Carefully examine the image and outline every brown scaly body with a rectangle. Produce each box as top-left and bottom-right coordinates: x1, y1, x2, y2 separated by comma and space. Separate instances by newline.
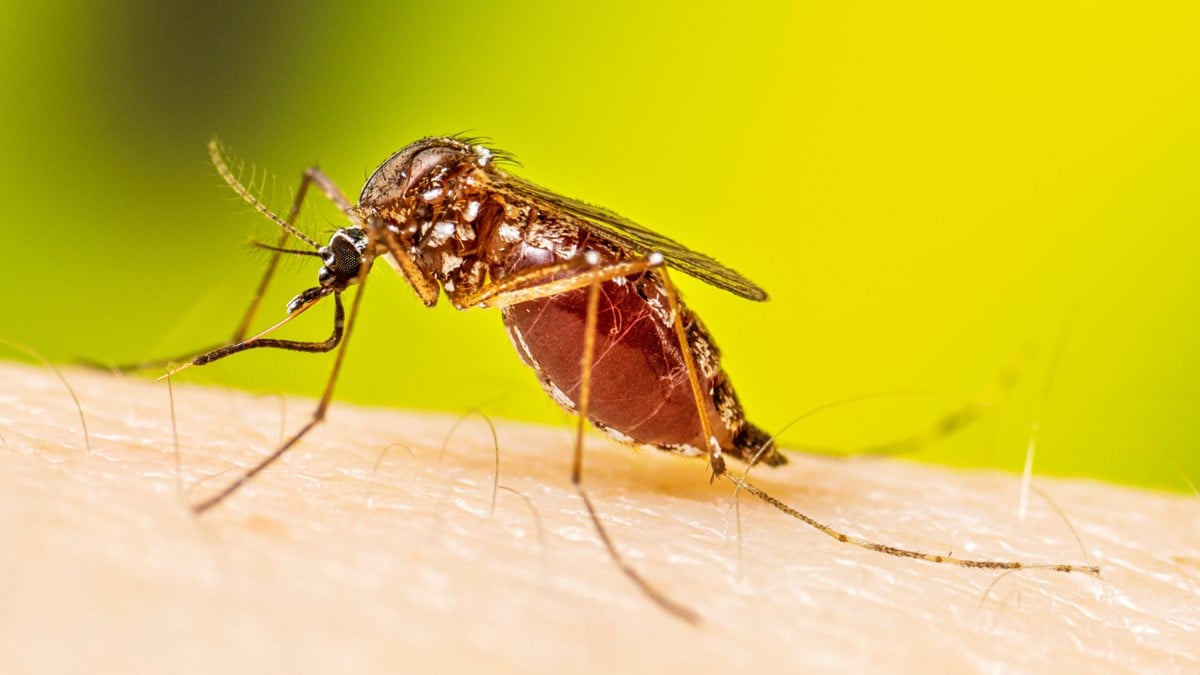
355, 137, 782, 465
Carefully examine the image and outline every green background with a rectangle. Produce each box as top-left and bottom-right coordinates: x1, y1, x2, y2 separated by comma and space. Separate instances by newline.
2, 2, 1197, 491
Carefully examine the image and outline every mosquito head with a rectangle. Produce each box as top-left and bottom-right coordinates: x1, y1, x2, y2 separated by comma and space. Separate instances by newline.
286, 227, 369, 313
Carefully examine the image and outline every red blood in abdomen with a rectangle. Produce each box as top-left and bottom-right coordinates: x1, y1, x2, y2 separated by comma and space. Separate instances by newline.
501, 273, 721, 451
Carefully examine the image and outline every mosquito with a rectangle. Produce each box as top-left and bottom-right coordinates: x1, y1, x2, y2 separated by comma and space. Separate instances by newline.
152, 136, 1099, 623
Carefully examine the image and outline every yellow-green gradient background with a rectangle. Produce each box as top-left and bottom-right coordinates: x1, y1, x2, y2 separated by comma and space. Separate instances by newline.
2, 2, 1197, 491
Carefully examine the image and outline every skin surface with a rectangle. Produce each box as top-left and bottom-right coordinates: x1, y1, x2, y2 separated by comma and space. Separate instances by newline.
0, 361, 1197, 673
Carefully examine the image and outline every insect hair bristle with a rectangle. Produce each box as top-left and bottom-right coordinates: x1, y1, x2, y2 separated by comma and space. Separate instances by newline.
446, 131, 520, 166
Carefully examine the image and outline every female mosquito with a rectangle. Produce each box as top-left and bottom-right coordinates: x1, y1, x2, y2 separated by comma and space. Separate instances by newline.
159, 137, 1098, 623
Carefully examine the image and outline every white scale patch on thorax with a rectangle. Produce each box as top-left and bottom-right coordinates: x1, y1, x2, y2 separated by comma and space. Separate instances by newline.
441, 254, 464, 276
555, 242, 578, 260
425, 220, 456, 248
497, 222, 522, 243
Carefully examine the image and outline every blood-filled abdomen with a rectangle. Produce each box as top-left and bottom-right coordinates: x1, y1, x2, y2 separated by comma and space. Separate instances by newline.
498, 241, 779, 463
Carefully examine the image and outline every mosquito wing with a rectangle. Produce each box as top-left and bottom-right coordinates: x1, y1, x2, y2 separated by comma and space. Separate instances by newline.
497, 172, 769, 302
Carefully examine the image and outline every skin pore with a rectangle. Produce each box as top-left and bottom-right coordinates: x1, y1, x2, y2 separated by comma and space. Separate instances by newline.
0, 360, 1196, 673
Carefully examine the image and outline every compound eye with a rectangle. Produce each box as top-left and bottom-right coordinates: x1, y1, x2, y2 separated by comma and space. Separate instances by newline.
330, 237, 361, 276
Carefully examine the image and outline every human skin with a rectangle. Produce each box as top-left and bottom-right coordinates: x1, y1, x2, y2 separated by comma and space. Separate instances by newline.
0, 361, 1196, 673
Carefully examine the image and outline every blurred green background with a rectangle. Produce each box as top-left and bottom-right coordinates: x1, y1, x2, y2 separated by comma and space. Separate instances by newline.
1, 2, 1197, 491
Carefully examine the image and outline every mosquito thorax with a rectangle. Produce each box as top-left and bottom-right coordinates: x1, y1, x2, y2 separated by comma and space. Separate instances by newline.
359, 137, 489, 210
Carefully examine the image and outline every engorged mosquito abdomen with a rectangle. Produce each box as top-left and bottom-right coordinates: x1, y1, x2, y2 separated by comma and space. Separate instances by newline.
499, 242, 782, 464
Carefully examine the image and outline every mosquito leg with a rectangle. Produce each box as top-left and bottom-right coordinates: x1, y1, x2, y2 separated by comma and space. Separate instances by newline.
652, 265, 1101, 577
222, 155, 355, 345
100, 148, 356, 373
722, 473, 1099, 575
452, 252, 664, 311
655, 264, 724, 477
570, 276, 700, 625
446, 251, 709, 621
184, 294, 344, 513
187, 292, 345, 368
192, 259, 372, 515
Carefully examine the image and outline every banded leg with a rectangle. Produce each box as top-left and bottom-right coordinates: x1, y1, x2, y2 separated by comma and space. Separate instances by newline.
651, 266, 1100, 577
452, 251, 701, 622
179, 141, 368, 514
573, 277, 701, 624
171, 291, 345, 375
104, 144, 356, 372
452, 252, 663, 309
192, 259, 373, 514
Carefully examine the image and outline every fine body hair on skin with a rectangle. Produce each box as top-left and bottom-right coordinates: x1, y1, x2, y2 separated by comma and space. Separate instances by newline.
1, 361, 1197, 673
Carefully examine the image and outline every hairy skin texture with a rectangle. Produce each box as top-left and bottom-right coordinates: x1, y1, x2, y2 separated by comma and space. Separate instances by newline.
0, 361, 1197, 673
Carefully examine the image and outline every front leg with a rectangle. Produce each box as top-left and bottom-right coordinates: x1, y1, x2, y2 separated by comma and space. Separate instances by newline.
440, 250, 701, 622
94, 143, 358, 373
447, 251, 666, 310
